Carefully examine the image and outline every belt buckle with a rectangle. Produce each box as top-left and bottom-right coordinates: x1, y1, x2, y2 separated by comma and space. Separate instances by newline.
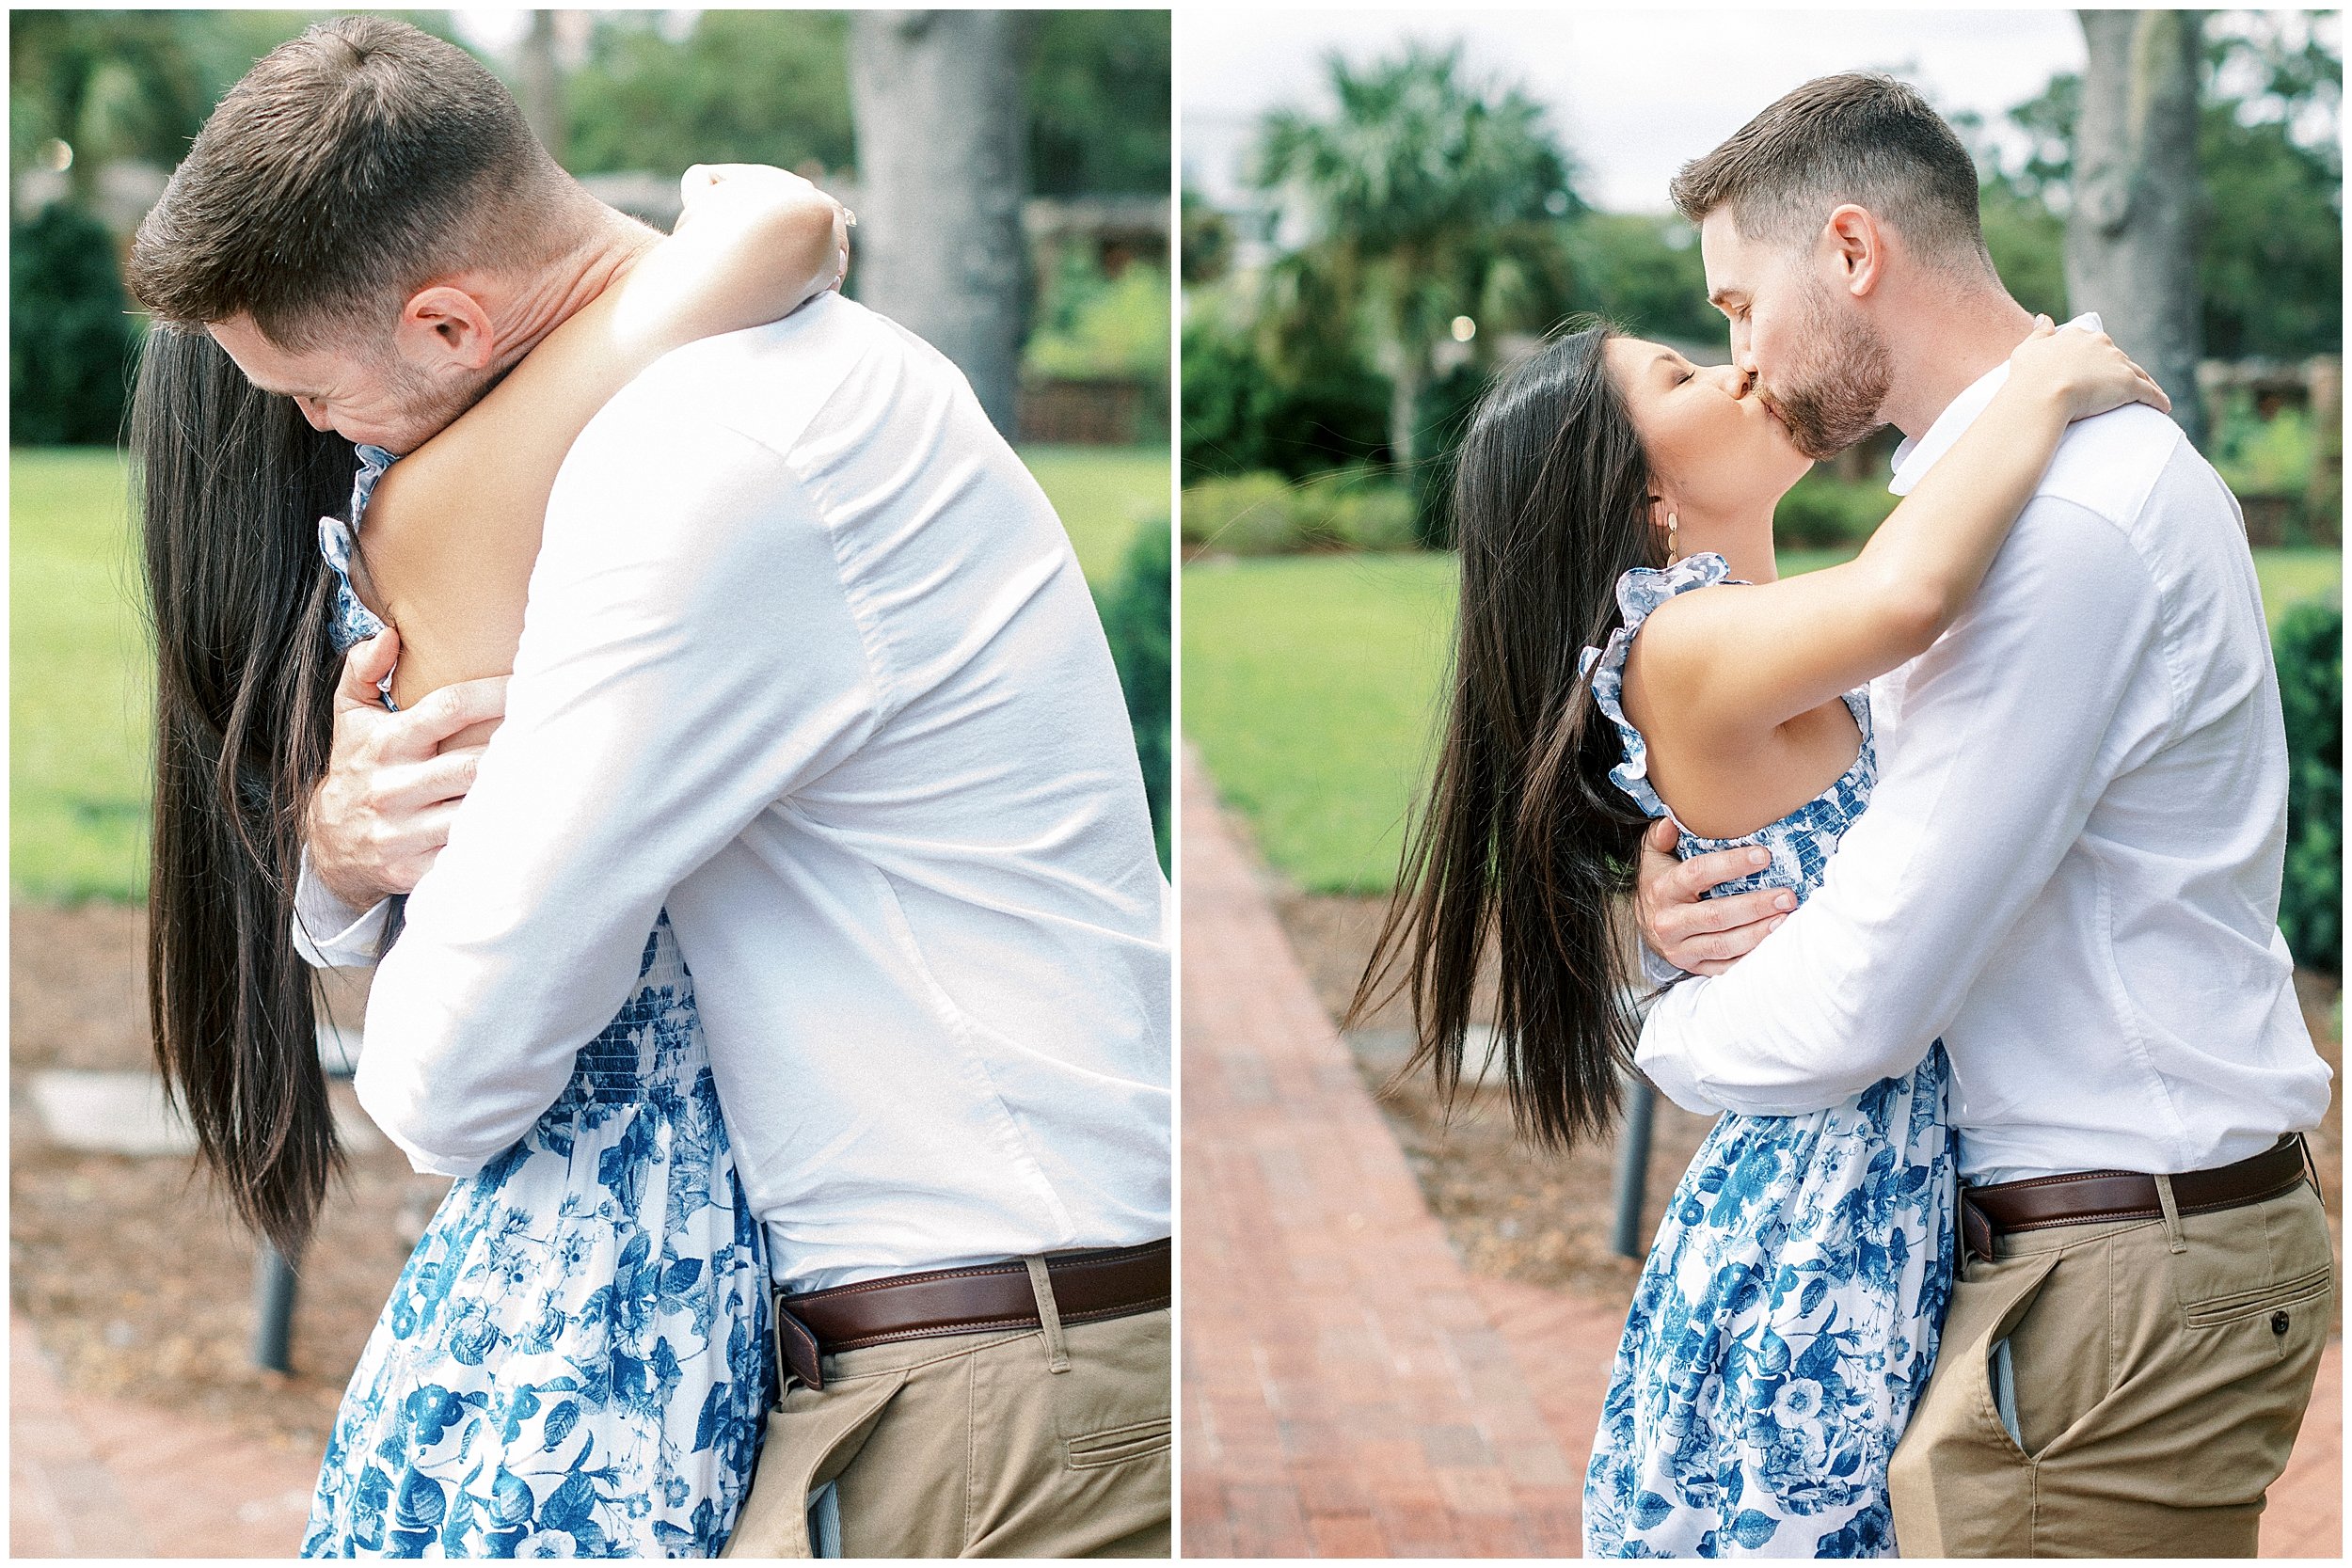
775, 1298, 825, 1391
1960, 1191, 1995, 1265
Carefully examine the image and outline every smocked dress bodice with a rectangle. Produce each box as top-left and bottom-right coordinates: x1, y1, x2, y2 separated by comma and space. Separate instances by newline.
1579, 551, 1875, 899
302, 448, 771, 1558
1578, 551, 1955, 1560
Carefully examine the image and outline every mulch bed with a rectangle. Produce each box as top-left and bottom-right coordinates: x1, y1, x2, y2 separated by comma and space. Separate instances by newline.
1275, 889, 2344, 1303
10, 901, 450, 1454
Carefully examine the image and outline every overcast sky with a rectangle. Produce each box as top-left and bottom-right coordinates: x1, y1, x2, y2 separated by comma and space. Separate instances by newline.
1181, 8, 2090, 213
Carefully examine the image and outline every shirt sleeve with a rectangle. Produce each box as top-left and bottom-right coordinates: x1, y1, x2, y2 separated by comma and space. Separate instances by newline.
292, 846, 391, 969
355, 413, 884, 1176
1634, 499, 2170, 1116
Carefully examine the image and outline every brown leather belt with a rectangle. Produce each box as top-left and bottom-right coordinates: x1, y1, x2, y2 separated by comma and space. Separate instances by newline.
774, 1239, 1169, 1389
1961, 1133, 2316, 1264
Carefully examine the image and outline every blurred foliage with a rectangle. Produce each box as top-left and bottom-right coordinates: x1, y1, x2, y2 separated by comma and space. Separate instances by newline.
1181, 186, 1232, 286
1027, 10, 1169, 197
11, 202, 141, 444
2212, 391, 2315, 497
564, 11, 853, 176
9, 10, 461, 187
563, 8, 1168, 192
1095, 516, 1172, 869
1025, 252, 1170, 383
1180, 467, 1416, 557
1771, 471, 1902, 551
1562, 213, 1716, 344
1981, 14, 2342, 361
11, 9, 1167, 192
1181, 296, 1391, 483
2274, 597, 2341, 974
1250, 42, 1581, 496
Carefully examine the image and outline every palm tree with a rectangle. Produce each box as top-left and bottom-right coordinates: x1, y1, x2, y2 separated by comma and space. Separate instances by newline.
1250, 43, 1581, 476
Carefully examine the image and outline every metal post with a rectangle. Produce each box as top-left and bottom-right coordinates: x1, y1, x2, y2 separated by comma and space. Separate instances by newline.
252, 1240, 298, 1372
1609, 1077, 1657, 1259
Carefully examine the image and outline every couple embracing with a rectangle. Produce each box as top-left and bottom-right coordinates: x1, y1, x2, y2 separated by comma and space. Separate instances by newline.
1364, 73, 2331, 1557
132, 17, 1168, 1560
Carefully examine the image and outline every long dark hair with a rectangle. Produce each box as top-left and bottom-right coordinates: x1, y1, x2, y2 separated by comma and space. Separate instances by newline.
1348, 322, 1663, 1150
134, 325, 355, 1254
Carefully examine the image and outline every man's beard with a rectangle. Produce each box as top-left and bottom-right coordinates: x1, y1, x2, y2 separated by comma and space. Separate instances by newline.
1763, 281, 1893, 461
379, 354, 498, 455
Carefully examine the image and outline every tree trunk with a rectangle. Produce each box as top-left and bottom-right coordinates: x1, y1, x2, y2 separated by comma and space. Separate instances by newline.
2068, 9, 2207, 449
1387, 353, 1425, 475
848, 10, 1031, 436
519, 10, 567, 167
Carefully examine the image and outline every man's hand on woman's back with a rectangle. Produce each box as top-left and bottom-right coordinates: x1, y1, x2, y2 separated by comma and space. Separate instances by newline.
1634, 817, 1796, 977
308, 628, 508, 910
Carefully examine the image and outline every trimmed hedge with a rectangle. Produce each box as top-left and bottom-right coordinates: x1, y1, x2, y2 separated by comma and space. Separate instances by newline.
2274, 597, 2341, 974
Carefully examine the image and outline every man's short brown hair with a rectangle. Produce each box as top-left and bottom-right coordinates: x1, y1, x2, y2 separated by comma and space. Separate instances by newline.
1670, 72, 1992, 278
127, 15, 569, 347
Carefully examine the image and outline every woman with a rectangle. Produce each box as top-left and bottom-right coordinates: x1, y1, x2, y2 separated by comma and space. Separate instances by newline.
138, 166, 848, 1557
1352, 318, 2166, 1556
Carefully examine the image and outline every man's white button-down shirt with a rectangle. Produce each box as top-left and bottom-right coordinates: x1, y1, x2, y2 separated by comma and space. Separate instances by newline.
1636, 335, 2331, 1183
299, 294, 1171, 1291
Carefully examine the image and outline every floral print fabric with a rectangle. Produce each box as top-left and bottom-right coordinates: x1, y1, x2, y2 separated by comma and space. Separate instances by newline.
321, 444, 397, 657
303, 917, 772, 1558
303, 452, 771, 1557
1580, 555, 1957, 1557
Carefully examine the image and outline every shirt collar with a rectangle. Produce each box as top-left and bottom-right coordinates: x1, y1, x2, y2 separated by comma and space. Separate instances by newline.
1887, 311, 2102, 497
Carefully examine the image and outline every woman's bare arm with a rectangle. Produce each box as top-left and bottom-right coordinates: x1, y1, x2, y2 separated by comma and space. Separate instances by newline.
1629, 321, 2167, 749
360, 166, 848, 711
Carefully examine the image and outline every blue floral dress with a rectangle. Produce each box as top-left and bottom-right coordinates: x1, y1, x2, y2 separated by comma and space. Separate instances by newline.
1579, 553, 1956, 1559
301, 445, 773, 1558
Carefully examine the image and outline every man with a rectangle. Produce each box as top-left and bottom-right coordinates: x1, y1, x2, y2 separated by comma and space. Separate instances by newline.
1629, 73, 2330, 1556
128, 18, 1169, 1557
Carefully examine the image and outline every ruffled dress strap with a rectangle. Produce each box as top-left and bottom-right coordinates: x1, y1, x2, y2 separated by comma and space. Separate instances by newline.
319, 442, 397, 655
1576, 551, 1737, 818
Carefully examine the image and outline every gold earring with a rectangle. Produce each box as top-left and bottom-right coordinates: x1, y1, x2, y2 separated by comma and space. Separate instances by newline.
1666, 512, 1679, 564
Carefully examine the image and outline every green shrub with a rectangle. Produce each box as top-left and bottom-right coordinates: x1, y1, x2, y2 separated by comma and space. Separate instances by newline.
1773, 470, 1898, 550
2274, 597, 2340, 974
1025, 256, 1171, 386
1181, 471, 1300, 555
1327, 484, 1418, 550
11, 202, 142, 446
1095, 516, 1171, 870
1182, 468, 1419, 556
1179, 309, 1389, 484
2212, 392, 2315, 499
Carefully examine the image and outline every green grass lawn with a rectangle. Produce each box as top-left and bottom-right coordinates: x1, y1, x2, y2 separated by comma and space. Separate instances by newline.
12, 448, 152, 901
1023, 443, 1171, 581
10, 441, 1170, 903
1186, 546, 2344, 894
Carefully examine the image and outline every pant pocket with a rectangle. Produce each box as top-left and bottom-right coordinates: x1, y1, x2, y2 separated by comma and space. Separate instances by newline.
1048, 1310, 1172, 1472
719, 1369, 908, 1560
1886, 1249, 2062, 1557
1066, 1417, 1172, 1471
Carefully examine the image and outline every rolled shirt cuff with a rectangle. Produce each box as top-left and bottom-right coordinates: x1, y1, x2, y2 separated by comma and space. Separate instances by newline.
293, 847, 391, 969
1636, 939, 1688, 995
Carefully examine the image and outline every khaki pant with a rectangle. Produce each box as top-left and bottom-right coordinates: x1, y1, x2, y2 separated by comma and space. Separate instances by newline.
1887, 1177, 2331, 1556
722, 1302, 1170, 1559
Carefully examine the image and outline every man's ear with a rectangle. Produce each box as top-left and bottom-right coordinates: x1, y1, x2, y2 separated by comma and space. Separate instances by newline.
1820, 203, 1887, 300
391, 284, 499, 373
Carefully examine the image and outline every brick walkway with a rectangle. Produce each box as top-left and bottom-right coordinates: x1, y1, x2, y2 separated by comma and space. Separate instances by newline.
1180, 752, 1585, 1555
1178, 749, 2340, 1558
10, 1310, 321, 1557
